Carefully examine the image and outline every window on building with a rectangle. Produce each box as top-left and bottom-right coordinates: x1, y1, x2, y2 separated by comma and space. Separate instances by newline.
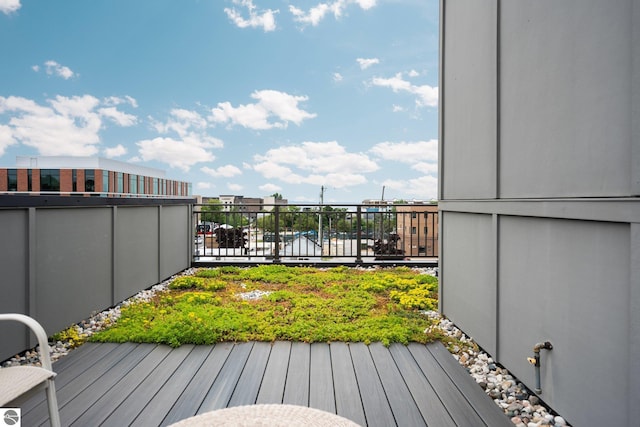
117, 173, 124, 193
103, 170, 109, 193
139, 176, 144, 194
412, 212, 417, 219
40, 169, 60, 191
411, 227, 417, 234
7, 169, 17, 191
27, 169, 32, 191
424, 227, 428, 234
85, 170, 95, 192
130, 174, 137, 194
153, 178, 158, 194
72, 169, 77, 192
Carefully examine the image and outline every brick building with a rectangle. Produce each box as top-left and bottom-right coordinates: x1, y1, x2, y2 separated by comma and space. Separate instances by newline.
0, 156, 191, 197
395, 203, 438, 257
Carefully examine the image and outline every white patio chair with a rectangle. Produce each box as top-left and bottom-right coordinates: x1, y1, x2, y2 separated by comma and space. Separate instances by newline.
0, 313, 61, 427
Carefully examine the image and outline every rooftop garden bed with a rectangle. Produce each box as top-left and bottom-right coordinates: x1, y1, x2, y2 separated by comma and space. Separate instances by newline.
89, 265, 449, 347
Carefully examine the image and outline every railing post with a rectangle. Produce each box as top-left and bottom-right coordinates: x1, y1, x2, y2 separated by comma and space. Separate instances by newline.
273, 205, 281, 263
356, 206, 363, 264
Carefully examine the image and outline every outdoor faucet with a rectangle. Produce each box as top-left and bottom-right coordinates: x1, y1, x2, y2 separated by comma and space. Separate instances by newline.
527, 341, 553, 394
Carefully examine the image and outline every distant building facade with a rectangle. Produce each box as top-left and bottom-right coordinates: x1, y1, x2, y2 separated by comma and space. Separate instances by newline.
0, 156, 191, 197
395, 204, 438, 257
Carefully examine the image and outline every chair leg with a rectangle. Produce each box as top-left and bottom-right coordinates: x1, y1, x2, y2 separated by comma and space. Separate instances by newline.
45, 379, 61, 427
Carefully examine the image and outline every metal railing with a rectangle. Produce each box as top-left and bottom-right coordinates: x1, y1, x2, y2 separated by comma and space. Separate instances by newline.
192, 203, 438, 266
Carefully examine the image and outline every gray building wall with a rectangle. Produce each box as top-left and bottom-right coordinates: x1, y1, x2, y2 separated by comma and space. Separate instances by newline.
0, 197, 193, 361
439, 1, 639, 426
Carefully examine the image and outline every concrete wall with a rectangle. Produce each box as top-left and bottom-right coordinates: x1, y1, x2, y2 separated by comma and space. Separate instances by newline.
439, 1, 639, 426
0, 197, 193, 361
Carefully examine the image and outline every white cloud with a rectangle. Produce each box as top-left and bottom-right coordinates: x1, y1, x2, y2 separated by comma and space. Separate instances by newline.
411, 161, 438, 175
224, 0, 278, 32
137, 137, 216, 172
153, 108, 208, 137
381, 175, 438, 200
41, 60, 76, 80
197, 182, 213, 190
98, 107, 137, 126
370, 72, 438, 107
259, 183, 282, 193
0, 124, 16, 156
227, 183, 243, 191
370, 140, 438, 164
104, 144, 127, 158
140, 108, 223, 171
333, 72, 343, 82
252, 140, 378, 189
408, 69, 420, 77
0, 0, 20, 14
356, 57, 379, 70
392, 105, 405, 113
290, 0, 376, 26
0, 95, 135, 156
104, 96, 138, 108
201, 164, 242, 178
209, 90, 316, 130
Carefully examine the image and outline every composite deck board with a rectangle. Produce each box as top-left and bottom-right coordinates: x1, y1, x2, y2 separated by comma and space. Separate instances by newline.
407, 343, 484, 427
389, 343, 458, 427
130, 345, 211, 427
330, 342, 368, 427
308, 342, 335, 414
15, 341, 511, 427
101, 344, 196, 427
13, 342, 118, 413
255, 341, 291, 404
71, 345, 172, 426
60, 343, 156, 426
160, 342, 234, 426
368, 343, 427, 427
282, 341, 310, 406
349, 343, 397, 427
196, 341, 253, 413
227, 341, 272, 407
425, 343, 513, 427
26, 342, 140, 426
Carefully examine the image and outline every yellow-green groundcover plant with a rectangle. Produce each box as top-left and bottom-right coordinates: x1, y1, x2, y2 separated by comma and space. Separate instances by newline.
90, 265, 446, 347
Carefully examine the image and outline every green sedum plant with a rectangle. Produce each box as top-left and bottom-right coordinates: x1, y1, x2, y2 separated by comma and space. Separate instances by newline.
91, 266, 442, 347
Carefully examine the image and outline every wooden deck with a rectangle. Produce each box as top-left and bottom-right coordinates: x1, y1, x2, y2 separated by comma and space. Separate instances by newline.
13, 341, 512, 427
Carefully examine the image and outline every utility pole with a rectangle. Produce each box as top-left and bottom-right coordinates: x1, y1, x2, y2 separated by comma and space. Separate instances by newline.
319, 186, 325, 255
380, 185, 385, 240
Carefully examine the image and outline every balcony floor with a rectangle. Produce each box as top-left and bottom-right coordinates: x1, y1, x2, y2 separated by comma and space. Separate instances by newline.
14, 341, 511, 427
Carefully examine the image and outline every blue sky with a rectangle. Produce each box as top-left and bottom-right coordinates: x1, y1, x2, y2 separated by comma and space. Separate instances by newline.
0, 0, 438, 203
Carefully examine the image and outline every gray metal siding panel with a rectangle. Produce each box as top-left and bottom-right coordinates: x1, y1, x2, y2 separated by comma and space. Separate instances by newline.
0, 210, 29, 361
160, 205, 190, 280
500, 0, 633, 198
498, 217, 630, 426
35, 208, 112, 334
441, 212, 497, 355
440, 1, 639, 424
115, 206, 159, 302
441, 0, 498, 199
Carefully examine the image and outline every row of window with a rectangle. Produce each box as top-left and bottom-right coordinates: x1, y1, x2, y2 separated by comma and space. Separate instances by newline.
5, 169, 95, 192
3, 168, 191, 197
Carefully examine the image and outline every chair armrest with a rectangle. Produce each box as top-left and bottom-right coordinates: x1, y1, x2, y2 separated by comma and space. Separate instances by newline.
0, 314, 54, 371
